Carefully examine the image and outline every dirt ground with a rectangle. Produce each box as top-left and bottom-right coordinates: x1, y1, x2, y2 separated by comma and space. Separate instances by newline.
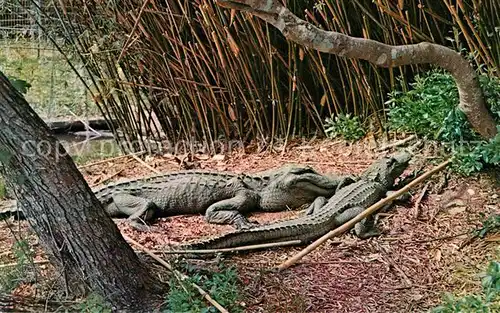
1, 138, 499, 312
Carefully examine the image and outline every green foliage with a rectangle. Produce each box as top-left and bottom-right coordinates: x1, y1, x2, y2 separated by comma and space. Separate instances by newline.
387, 70, 500, 176
0, 177, 5, 199
7, 76, 31, 95
387, 70, 486, 142
451, 128, 500, 176
74, 293, 112, 313
431, 261, 500, 313
473, 214, 500, 239
324, 113, 366, 142
479, 75, 500, 120
0, 240, 34, 292
452, 146, 485, 176
164, 265, 243, 313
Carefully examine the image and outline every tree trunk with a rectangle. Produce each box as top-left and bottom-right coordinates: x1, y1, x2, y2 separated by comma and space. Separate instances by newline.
216, 0, 498, 139
0, 72, 165, 312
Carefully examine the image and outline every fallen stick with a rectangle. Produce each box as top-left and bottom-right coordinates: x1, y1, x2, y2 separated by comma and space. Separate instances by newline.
89, 168, 126, 188
412, 182, 430, 219
122, 234, 229, 313
376, 135, 417, 152
77, 151, 146, 169
160, 239, 303, 254
0, 259, 49, 269
130, 153, 161, 174
277, 159, 452, 271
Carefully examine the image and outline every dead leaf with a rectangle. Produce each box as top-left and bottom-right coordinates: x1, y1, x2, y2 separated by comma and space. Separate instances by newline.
447, 206, 467, 215
299, 47, 305, 61
228, 105, 237, 121
195, 154, 211, 161
445, 199, 466, 208
320, 94, 328, 106
212, 154, 226, 161
434, 249, 442, 262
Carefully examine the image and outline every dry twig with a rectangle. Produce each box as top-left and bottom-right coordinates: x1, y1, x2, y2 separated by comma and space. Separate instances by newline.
77, 150, 146, 169
161, 240, 302, 254
0, 259, 49, 269
122, 234, 229, 313
130, 154, 161, 174
277, 159, 452, 270
412, 182, 430, 219
89, 168, 126, 187
376, 135, 417, 152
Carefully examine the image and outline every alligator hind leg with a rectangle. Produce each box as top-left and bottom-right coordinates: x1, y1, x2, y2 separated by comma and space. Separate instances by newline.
204, 190, 260, 229
106, 193, 158, 232
334, 206, 381, 239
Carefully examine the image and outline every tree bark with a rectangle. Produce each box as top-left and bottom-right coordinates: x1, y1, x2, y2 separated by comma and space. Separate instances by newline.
216, 0, 498, 139
0, 71, 165, 312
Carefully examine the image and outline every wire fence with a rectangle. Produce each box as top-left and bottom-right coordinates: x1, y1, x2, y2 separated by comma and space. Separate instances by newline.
0, 0, 94, 120
0, 0, 43, 38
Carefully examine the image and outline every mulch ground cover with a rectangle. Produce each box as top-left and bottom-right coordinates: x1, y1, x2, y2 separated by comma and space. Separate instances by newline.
0, 138, 498, 312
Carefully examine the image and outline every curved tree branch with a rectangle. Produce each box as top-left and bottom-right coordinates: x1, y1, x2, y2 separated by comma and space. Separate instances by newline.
216, 0, 498, 139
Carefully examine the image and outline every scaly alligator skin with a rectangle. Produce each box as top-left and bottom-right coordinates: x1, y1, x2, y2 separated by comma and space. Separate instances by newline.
0, 165, 354, 230
180, 151, 411, 250
95, 165, 352, 230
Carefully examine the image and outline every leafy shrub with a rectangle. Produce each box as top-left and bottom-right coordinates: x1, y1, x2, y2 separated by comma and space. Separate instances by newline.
75, 293, 112, 313
386, 70, 494, 142
480, 74, 500, 120
387, 69, 500, 176
451, 127, 500, 176
7, 76, 31, 95
324, 113, 366, 141
474, 214, 500, 239
432, 261, 500, 313
164, 266, 243, 313
0, 240, 34, 292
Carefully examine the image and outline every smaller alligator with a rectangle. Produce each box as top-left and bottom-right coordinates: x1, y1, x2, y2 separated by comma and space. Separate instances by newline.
179, 151, 411, 250
0, 165, 354, 230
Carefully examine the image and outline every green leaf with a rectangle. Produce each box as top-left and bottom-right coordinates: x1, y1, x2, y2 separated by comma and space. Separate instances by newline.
7, 76, 31, 95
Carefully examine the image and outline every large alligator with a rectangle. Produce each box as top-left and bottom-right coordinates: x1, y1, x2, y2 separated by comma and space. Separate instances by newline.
180, 151, 411, 250
0, 165, 355, 230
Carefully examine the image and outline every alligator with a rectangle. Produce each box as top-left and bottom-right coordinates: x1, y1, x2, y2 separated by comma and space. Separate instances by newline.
0, 165, 355, 230
179, 151, 411, 251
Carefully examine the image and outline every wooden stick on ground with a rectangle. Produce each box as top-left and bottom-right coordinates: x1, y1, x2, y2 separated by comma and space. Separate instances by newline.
376, 135, 417, 152
123, 234, 229, 313
277, 159, 452, 271
77, 151, 146, 169
0, 259, 49, 269
160, 239, 303, 254
412, 182, 430, 219
129, 153, 161, 174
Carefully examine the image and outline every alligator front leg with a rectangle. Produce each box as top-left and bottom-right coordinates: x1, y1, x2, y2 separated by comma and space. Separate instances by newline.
204, 190, 260, 229
304, 196, 328, 215
334, 175, 358, 192
105, 193, 158, 232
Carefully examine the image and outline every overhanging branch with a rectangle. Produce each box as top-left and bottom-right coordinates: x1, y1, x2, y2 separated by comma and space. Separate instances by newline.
216, 0, 498, 139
